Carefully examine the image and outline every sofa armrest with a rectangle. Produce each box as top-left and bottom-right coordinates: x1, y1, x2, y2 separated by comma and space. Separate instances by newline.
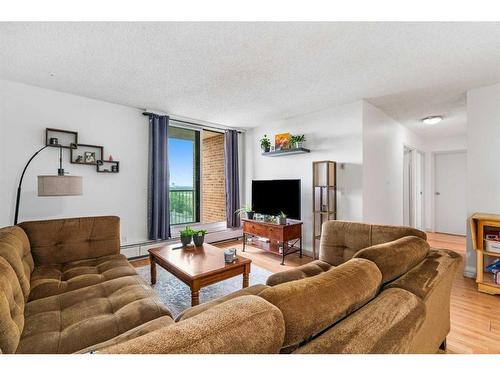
19, 216, 120, 265
266, 260, 333, 286
101, 296, 285, 354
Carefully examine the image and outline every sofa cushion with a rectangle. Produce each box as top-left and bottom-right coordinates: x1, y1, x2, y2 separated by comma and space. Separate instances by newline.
77, 315, 174, 353
0, 226, 34, 300
29, 254, 137, 301
101, 296, 286, 354
353, 236, 430, 284
266, 260, 333, 286
0, 257, 25, 354
176, 284, 270, 322
258, 258, 382, 348
16, 275, 172, 354
19, 216, 120, 266
319, 221, 426, 266
293, 288, 426, 354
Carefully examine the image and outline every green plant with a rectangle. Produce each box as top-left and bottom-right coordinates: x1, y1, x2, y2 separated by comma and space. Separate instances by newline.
290, 134, 305, 144
235, 204, 253, 216
278, 211, 287, 218
195, 229, 208, 236
260, 135, 271, 150
180, 226, 195, 237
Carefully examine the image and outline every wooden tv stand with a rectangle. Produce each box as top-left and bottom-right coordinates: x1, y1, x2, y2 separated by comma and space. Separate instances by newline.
242, 218, 302, 265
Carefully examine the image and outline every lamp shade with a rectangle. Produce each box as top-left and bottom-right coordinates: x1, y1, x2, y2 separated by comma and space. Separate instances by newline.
37, 176, 83, 196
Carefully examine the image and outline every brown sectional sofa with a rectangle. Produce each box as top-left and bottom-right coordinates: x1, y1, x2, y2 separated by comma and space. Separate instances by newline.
0, 216, 284, 354
0, 216, 461, 354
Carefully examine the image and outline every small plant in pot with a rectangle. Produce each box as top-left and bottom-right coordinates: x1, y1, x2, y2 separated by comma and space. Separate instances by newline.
179, 226, 195, 247
260, 134, 271, 153
235, 204, 255, 219
277, 211, 287, 225
193, 229, 207, 246
290, 134, 305, 149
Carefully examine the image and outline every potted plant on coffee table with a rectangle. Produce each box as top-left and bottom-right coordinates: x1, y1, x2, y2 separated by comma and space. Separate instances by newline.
235, 204, 255, 220
193, 229, 208, 246
277, 211, 287, 225
260, 135, 271, 153
180, 226, 195, 247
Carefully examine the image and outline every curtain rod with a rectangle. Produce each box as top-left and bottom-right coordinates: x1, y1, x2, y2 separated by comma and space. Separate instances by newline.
142, 112, 243, 134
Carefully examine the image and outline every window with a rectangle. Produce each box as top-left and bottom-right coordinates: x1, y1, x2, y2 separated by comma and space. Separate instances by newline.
168, 125, 200, 225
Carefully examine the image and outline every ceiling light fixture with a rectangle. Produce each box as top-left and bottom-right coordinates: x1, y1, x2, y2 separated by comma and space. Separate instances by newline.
421, 116, 443, 125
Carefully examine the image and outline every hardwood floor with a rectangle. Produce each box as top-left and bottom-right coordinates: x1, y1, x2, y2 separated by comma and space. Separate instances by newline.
131, 232, 500, 354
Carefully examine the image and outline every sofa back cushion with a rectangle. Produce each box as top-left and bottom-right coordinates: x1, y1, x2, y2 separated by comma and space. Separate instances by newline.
353, 236, 430, 284
0, 257, 25, 353
0, 226, 34, 300
19, 216, 120, 266
319, 221, 427, 266
258, 258, 382, 348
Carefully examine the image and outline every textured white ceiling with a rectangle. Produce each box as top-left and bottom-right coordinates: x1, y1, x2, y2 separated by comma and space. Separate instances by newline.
1, 22, 500, 136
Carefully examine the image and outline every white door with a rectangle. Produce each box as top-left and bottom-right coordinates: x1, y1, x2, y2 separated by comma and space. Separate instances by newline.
434, 151, 467, 235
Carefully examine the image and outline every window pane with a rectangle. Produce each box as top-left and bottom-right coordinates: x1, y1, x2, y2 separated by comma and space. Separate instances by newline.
168, 126, 199, 225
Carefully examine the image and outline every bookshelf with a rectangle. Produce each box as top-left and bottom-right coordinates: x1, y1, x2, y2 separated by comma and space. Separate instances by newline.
470, 213, 500, 295
312, 161, 337, 259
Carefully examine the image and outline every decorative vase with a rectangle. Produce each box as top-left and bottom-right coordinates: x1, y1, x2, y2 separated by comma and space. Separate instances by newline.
293, 142, 302, 149
277, 217, 287, 225
180, 235, 192, 247
262, 146, 270, 153
193, 234, 204, 246
247, 211, 255, 220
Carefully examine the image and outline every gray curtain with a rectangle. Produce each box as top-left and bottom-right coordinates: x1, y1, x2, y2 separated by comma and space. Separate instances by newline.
147, 114, 171, 240
224, 129, 241, 228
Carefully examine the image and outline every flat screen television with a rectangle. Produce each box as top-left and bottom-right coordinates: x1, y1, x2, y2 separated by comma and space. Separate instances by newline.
252, 179, 301, 220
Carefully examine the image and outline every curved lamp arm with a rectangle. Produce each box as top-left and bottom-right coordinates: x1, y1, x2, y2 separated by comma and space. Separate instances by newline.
14, 144, 64, 225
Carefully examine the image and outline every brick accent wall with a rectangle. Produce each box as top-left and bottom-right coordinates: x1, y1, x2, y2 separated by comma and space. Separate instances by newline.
202, 134, 226, 223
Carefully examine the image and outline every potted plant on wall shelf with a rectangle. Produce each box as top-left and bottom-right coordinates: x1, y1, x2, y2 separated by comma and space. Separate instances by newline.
277, 211, 287, 225
235, 204, 255, 220
180, 226, 195, 247
290, 134, 306, 149
260, 135, 271, 153
193, 229, 208, 246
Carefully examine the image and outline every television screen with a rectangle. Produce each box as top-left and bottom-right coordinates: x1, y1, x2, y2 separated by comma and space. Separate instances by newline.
252, 179, 301, 220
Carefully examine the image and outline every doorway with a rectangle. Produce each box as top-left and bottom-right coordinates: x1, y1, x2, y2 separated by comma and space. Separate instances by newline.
434, 151, 467, 235
403, 146, 425, 230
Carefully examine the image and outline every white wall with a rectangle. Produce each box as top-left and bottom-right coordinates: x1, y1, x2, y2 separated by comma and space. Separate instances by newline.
465, 83, 500, 276
245, 101, 364, 252
0, 80, 148, 244
362, 102, 425, 226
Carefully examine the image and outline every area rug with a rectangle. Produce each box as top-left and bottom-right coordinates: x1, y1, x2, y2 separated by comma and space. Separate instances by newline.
136, 264, 272, 318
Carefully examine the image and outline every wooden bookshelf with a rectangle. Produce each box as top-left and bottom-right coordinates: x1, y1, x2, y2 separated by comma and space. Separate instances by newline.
470, 213, 500, 295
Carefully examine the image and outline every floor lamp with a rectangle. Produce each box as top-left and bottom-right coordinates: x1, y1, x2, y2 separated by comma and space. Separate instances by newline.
14, 144, 83, 225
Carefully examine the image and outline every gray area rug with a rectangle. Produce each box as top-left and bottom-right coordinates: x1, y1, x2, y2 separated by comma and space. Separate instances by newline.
136, 264, 272, 318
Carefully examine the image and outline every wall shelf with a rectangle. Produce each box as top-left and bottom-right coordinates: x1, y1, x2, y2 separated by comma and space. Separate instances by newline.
45, 128, 78, 149
262, 147, 310, 157
97, 160, 119, 173
70, 143, 104, 165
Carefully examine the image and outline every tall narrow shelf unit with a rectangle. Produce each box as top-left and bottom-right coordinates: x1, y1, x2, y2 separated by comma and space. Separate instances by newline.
312, 161, 337, 259
470, 213, 500, 295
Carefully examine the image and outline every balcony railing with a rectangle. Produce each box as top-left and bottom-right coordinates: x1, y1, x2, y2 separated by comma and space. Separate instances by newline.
170, 189, 195, 225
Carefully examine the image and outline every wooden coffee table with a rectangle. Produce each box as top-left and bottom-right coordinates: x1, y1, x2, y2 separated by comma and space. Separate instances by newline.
148, 243, 251, 306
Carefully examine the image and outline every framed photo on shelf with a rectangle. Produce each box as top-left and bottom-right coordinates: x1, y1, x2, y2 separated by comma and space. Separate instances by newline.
84, 151, 96, 164
275, 133, 290, 150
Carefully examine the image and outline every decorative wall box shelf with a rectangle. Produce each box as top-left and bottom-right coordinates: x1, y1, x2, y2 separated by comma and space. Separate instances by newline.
262, 147, 310, 157
97, 160, 120, 173
45, 128, 78, 149
70, 144, 104, 165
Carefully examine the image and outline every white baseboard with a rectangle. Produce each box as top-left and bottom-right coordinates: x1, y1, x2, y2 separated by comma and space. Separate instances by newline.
463, 266, 476, 279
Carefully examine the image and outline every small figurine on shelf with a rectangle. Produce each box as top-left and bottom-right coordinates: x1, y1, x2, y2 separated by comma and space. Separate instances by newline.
108, 155, 114, 161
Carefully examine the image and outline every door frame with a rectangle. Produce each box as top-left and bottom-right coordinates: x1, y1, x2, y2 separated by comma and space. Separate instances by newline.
403, 144, 425, 230
431, 149, 467, 233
